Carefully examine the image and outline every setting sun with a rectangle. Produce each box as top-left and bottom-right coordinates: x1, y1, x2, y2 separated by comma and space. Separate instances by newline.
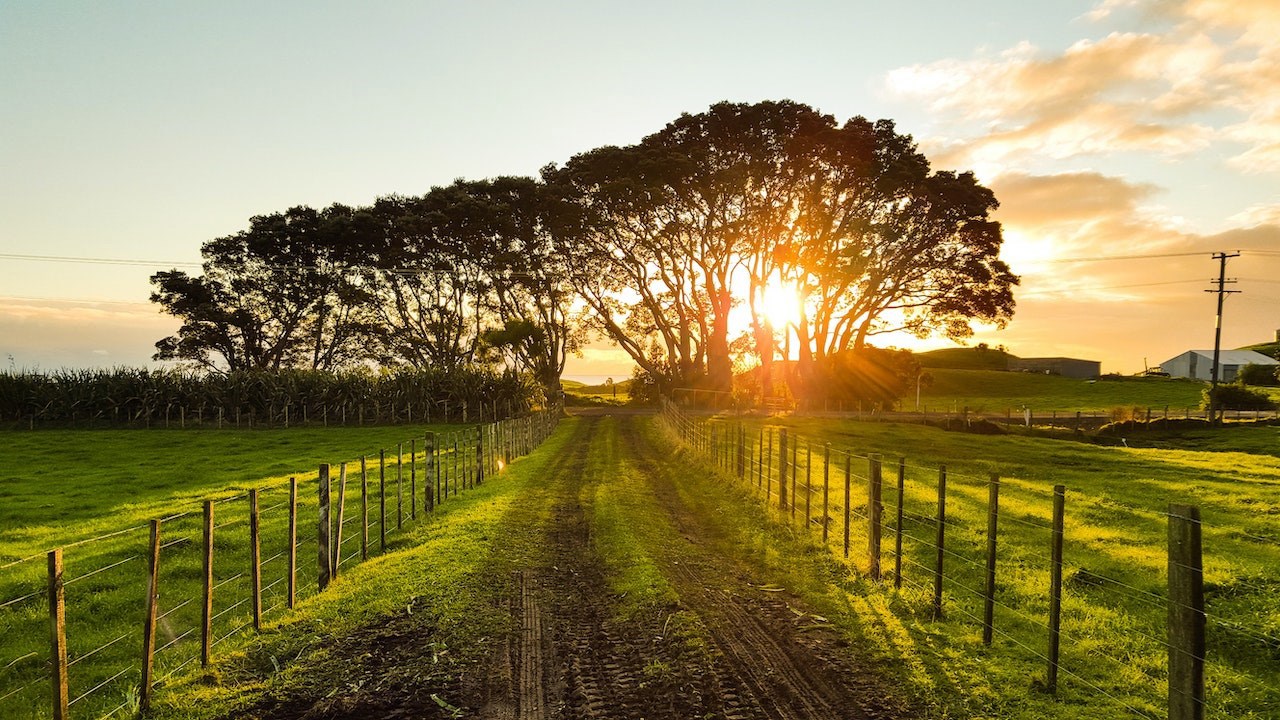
760, 279, 802, 328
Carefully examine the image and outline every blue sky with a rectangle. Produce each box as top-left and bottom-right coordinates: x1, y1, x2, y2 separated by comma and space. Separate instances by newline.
2, 1, 1278, 374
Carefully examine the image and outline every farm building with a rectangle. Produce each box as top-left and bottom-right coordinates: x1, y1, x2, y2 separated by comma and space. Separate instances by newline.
1159, 349, 1280, 382
1007, 357, 1101, 379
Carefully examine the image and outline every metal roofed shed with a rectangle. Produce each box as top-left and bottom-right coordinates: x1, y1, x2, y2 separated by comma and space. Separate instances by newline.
1159, 349, 1280, 382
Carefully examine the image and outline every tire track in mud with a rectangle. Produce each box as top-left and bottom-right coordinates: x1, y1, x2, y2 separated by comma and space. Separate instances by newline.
509, 416, 650, 719
616, 417, 900, 720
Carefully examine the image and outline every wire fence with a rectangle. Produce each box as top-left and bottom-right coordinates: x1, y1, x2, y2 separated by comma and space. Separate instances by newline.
0, 407, 560, 719
660, 399, 1280, 719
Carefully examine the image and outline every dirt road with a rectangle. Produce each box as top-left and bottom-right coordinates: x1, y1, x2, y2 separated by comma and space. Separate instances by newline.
490, 416, 903, 719
234, 416, 906, 720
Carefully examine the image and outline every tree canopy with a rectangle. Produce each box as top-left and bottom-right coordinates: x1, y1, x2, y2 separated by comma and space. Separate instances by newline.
152, 100, 1017, 405
544, 101, 1017, 398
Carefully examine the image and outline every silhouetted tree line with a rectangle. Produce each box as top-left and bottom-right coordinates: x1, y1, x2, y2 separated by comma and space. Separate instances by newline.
150, 101, 1018, 406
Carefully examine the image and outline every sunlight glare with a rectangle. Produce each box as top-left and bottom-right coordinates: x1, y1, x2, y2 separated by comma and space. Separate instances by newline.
761, 279, 801, 328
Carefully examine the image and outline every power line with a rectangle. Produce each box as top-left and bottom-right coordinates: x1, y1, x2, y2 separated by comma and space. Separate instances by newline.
0, 252, 545, 278
1044, 251, 1209, 263
0, 295, 155, 308
0, 252, 202, 268
1043, 248, 1280, 263
1018, 278, 1204, 296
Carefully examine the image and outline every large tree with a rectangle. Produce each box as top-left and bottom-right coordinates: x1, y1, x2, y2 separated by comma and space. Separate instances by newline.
547, 100, 1017, 400
151, 205, 375, 372
546, 145, 711, 394
777, 116, 1017, 394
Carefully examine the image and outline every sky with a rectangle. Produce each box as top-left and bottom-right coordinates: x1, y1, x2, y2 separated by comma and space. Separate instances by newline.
2, 0, 1278, 377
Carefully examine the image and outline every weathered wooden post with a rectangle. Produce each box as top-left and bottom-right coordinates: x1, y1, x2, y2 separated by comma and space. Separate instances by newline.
790, 439, 799, 521
410, 439, 417, 520
396, 443, 404, 530
426, 433, 436, 511
360, 457, 369, 561
895, 458, 905, 590
738, 424, 746, 479
868, 454, 883, 581
250, 489, 262, 630
1168, 503, 1205, 720
933, 466, 947, 620
332, 467, 346, 579
48, 549, 69, 720
318, 464, 332, 591
140, 519, 162, 713
804, 445, 812, 528
843, 452, 852, 558
822, 444, 831, 543
982, 474, 1001, 646
287, 478, 297, 608
778, 429, 789, 512
379, 450, 387, 552
475, 426, 484, 485
1047, 484, 1065, 694
201, 499, 214, 666
757, 428, 764, 489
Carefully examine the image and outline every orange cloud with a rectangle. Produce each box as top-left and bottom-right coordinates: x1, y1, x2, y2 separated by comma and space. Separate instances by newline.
886, 2, 1279, 174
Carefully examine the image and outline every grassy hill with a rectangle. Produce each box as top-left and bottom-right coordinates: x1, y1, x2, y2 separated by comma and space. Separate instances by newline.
919, 368, 1208, 413
1240, 340, 1280, 360
917, 346, 1015, 370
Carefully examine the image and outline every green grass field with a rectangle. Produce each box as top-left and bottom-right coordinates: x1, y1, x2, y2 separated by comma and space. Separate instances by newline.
698, 411, 1280, 718
919, 368, 1221, 413
5, 406, 1278, 718
0, 423, 496, 719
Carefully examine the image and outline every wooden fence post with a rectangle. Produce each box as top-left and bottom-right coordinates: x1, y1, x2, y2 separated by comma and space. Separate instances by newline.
250, 489, 262, 630
47, 549, 69, 720
757, 428, 764, 489
789, 437, 799, 520
426, 433, 436, 511
360, 457, 369, 561
868, 454, 883, 581
1168, 503, 1205, 720
396, 443, 403, 529
804, 445, 812, 528
332, 466, 347, 579
379, 450, 387, 552
982, 474, 1001, 646
822, 444, 831, 543
791, 439, 799, 518
410, 439, 417, 520
1047, 484, 1065, 693
476, 426, 484, 485
765, 429, 774, 501
201, 500, 214, 666
318, 464, 332, 591
140, 519, 162, 713
287, 478, 297, 609
843, 452, 852, 559
933, 466, 947, 620
895, 458, 905, 590
778, 429, 788, 512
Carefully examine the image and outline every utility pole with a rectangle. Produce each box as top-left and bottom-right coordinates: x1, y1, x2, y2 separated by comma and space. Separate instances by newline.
1205, 252, 1240, 424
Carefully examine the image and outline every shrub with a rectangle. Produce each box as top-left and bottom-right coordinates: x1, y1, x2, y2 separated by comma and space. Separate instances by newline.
1202, 384, 1277, 411
1238, 363, 1280, 387
1108, 406, 1146, 422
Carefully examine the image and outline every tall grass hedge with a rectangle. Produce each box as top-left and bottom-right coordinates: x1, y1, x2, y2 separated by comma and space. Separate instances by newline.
0, 367, 540, 427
